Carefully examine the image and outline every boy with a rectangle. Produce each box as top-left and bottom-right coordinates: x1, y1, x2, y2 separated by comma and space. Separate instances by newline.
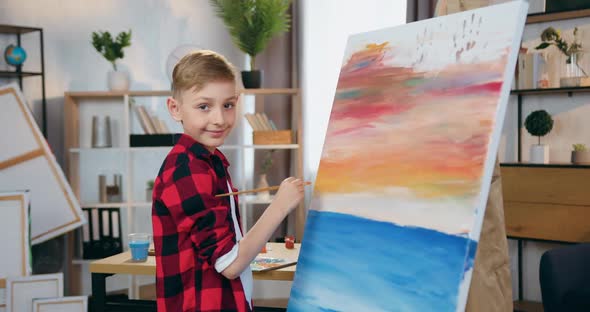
152, 50, 304, 312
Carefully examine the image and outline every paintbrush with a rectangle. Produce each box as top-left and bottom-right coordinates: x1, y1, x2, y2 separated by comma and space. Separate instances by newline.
216, 181, 312, 197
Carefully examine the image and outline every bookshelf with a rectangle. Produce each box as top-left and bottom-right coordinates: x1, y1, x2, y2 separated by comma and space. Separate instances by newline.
505, 9, 590, 310
64, 88, 304, 298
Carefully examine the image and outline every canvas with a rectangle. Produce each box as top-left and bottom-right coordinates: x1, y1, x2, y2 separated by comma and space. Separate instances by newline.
32, 296, 87, 312
0, 83, 84, 244
6, 273, 63, 312
0, 191, 32, 285
288, 2, 528, 311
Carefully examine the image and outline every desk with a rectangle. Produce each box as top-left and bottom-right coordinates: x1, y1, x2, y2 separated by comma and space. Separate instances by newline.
89, 243, 299, 312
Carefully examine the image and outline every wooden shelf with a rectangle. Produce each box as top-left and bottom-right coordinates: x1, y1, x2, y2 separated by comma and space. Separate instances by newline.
80, 202, 128, 208
70, 145, 299, 153
65, 90, 171, 98
242, 88, 299, 95
241, 195, 275, 205
500, 162, 590, 169
69, 147, 127, 153
526, 8, 590, 24
513, 300, 543, 312
65, 88, 299, 98
0, 24, 41, 34
0, 70, 43, 78
511, 86, 590, 95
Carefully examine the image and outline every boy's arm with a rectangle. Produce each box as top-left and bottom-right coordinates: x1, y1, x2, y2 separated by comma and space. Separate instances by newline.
159, 160, 236, 266
220, 177, 303, 280
160, 160, 303, 280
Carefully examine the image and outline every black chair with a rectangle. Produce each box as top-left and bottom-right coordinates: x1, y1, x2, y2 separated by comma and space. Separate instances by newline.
539, 243, 590, 312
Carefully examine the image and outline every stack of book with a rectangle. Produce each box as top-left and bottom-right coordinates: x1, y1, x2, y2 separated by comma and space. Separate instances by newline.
134, 106, 170, 134
244, 113, 277, 131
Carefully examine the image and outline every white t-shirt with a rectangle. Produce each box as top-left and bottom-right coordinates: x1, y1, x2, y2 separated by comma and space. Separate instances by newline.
213, 181, 253, 309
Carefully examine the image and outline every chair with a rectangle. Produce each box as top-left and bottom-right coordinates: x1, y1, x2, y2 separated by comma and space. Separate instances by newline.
539, 243, 590, 312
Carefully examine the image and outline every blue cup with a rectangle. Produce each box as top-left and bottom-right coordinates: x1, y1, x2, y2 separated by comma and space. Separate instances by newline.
129, 233, 151, 262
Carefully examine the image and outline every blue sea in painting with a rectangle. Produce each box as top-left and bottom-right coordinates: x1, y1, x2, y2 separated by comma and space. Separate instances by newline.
288, 210, 477, 312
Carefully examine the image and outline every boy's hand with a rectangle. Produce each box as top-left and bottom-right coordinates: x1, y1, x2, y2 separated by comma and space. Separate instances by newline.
273, 177, 304, 215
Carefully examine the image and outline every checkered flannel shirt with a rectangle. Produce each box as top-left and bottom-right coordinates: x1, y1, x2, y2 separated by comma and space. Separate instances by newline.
152, 133, 251, 312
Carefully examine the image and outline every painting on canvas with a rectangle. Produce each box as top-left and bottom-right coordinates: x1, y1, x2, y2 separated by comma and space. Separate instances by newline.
288, 2, 528, 311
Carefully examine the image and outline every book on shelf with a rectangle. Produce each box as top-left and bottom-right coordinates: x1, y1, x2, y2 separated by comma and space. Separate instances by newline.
80, 207, 123, 259
134, 106, 170, 134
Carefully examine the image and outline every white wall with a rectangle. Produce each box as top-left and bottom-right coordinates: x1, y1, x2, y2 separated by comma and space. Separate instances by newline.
300, 0, 407, 206
0, 0, 245, 164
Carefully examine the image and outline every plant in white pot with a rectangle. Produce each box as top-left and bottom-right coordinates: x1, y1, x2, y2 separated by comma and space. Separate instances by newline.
571, 143, 590, 165
210, 0, 291, 88
524, 109, 554, 164
91, 30, 132, 91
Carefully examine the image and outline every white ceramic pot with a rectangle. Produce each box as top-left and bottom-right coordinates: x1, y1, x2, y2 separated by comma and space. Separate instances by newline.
530, 144, 549, 164
108, 70, 130, 91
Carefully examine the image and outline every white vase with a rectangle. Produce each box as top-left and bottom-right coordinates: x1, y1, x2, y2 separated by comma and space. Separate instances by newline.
108, 70, 130, 91
256, 174, 270, 200
530, 144, 549, 164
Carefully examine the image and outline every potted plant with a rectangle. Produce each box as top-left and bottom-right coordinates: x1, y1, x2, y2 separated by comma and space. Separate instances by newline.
91, 30, 132, 91
571, 143, 590, 164
256, 150, 276, 200
146, 179, 154, 202
524, 110, 554, 164
535, 27, 588, 86
210, 0, 291, 88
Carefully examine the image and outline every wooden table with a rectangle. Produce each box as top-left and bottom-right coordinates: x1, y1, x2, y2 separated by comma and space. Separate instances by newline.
89, 243, 299, 312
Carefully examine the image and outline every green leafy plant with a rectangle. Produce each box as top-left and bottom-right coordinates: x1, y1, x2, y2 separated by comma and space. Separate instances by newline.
146, 179, 155, 190
573, 144, 587, 152
260, 149, 276, 175
91, 30, 132, 71
525, 110, 554, 145
535, 26, 587, 76
209, 0, 291, 70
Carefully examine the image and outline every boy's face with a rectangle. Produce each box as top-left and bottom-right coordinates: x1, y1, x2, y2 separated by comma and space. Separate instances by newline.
167, 80, 238, 152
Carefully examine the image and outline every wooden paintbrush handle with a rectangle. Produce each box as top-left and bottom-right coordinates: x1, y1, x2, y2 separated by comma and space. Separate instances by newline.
216, 182, 311, 197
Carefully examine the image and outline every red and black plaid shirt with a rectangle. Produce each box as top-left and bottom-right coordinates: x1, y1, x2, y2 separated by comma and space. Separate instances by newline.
152, 133, 251, 312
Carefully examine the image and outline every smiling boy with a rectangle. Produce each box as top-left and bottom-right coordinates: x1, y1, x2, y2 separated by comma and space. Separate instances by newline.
152, 50, 304, 312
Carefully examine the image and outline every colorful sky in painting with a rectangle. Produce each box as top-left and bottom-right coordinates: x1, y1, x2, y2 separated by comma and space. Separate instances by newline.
313, 4, 521, 235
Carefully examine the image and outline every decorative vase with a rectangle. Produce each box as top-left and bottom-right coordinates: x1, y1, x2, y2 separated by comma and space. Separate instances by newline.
560, 53, 586, 87
241, 70, 262, 89
91, 116, 112, 148
108, 70, 130, 91
571, 151, 590, 165
146, 188, 153, 202
530, 144, 549, 164
256, 173, 270, 200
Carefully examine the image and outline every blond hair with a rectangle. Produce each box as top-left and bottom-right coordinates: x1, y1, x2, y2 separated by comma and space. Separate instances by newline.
171, 50, 236, 99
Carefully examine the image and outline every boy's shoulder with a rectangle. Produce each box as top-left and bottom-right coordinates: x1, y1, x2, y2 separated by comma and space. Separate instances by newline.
156, 143, 211, 184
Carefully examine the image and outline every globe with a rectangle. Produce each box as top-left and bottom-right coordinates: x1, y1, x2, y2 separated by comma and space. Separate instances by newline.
4, 44, 27, 66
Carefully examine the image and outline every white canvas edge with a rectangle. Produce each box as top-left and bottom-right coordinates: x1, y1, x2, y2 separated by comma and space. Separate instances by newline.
32, 296, 87, 312
454, 1, 529, 312
0, 190, 32, 278
5, 273, 64, 312
0, 83, 85, 245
